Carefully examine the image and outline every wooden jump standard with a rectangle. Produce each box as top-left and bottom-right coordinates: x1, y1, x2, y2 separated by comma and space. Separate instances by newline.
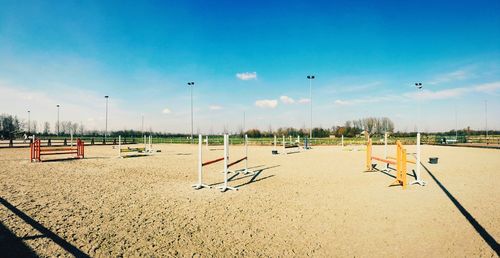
30, 138, 84, 162
366, 137, 408, 189
193, 134, 253, 192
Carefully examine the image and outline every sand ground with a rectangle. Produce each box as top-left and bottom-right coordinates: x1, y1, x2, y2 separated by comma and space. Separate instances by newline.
0, 143, 499, 257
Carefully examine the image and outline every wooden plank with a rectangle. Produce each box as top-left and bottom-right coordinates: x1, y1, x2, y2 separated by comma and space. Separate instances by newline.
371, 156, 397, 165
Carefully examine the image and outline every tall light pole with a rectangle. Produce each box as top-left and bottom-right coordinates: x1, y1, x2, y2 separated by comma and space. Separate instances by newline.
455, 104, 458, 140
141, 114, 144, 137
105, 96, 109, 143
412, 82, 425, 186
243, 111, 246, 135
188, 82, 195, 144
485, 100, 488, 144
307, 75, 315, 139
415, 83, 423, 133
27, 110, 31, 134
56, 104, 60, 136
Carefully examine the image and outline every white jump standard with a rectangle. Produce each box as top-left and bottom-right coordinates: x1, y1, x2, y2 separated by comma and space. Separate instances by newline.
192, 134, 254, 192
117, 135, 154, 158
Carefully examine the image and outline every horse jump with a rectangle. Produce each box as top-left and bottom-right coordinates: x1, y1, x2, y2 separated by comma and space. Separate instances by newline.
283, 135, 300, 154
365, 133, 425, 189
192, 134, 253, 192
30, 137, 84, 162
117, 135, 154, 158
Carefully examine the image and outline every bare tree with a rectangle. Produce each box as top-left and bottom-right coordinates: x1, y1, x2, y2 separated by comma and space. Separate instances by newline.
43, 122, 50, 135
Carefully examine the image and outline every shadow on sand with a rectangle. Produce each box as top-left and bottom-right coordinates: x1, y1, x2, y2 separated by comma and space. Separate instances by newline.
0, 198, 90, 257
208, 165, 280, 189
420, 164, 499, 255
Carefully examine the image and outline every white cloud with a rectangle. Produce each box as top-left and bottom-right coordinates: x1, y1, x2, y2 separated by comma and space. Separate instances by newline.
236, 72, 257, 80
280, 95, 295, 104
429, 70, 471, 85
405, 82, 500, 100
333, 96, 395, 106
334, 100, 352, 106
209, 105, 223, 110
162, 108, 172, 114
255, 99, 278, 109
298, 98, 311, 104
474, 82, 500, 93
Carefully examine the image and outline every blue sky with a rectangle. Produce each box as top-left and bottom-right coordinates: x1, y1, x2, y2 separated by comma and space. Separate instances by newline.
0, 0, 499, 133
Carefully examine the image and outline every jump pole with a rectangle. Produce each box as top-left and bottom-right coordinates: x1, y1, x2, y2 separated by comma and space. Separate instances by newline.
206, 135, 208, 149
192, 134, 210, 190
341, 135, 344, 147
274, 135, 277, 150
219, 134, 238, 192
410, 132, 426, 186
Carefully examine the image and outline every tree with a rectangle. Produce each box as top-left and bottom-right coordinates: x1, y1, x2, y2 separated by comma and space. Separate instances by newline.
43, 122, 50, 135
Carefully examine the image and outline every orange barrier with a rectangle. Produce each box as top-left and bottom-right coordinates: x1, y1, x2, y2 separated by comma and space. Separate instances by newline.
30, 138, 84, 162
366, 137, 407, 189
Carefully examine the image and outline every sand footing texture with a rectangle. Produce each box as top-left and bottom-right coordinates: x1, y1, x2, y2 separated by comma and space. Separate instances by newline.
1, 144, 499, 257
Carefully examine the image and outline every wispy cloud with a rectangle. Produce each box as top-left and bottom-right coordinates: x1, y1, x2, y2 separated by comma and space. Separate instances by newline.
162, 108, 172, 114
429, 69, 471, 85
279, 95, 295, 104
209, 105, 223, 110
334, 95, 396, 106
336, 81, 500, 105
236, 72, 257, 80
323, 81, 382, 94
405, 81, 500, 100
255, 99, 278, 108
298, 98, 310, 104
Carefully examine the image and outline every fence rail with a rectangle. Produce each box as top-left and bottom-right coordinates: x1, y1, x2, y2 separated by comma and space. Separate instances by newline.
1, 135, 499, 148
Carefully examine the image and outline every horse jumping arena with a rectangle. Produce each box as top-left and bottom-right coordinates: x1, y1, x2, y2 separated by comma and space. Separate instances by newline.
1, 143, 499, 256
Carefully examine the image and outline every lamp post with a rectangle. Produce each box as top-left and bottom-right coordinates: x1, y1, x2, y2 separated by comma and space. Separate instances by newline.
307, 75, 315, 139
412, 82, 425, 186
27, 110, 30, 134
105, 96, 109, 143
141, 114, 144, 138
188, 82, 195, 144
56, 104, 60, 136
485, 100, 488, 144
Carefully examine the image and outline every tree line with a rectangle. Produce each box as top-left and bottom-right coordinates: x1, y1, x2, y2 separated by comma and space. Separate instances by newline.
1, 113, 497, 139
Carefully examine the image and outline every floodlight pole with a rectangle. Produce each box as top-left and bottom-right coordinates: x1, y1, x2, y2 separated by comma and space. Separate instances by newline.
411, 82, 425, 186
307, 75, 315, 139
56, 104, 60, 136
27, 110, 30, 134
188, 82, 195, 144
105, 95, 109, 143
141, 115, 144, 137
485, 100, 488, 144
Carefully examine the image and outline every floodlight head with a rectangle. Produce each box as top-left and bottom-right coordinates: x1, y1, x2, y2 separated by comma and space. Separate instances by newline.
105, 95, 109, 98
415, 83, 423, 89
187, 82, 195, 86
56, 104, 60, 107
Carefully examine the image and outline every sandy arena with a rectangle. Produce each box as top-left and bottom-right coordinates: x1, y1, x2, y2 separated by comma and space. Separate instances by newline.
1, 143, 499, 257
